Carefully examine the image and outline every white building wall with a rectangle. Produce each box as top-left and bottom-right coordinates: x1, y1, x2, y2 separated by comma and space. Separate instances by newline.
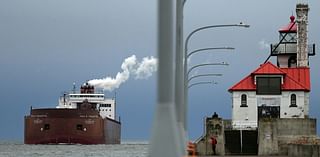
232, 91, 257, 130
304, 92, 310, 117
232, 91, 308, 130
280, 91, 306, 118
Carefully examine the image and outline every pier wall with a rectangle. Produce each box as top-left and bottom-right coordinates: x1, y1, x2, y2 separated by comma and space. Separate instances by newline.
258, 118, 317, 155
288, 144, 320, 157
195, 116, 225, 156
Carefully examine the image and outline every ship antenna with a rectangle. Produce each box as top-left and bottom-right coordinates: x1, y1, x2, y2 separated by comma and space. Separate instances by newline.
114, 90, 117, 119
63, 92, 67, 106
73, 82, 76, 94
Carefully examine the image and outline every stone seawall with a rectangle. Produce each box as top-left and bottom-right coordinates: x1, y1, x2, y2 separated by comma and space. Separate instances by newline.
288, 144, 320, 157
258, 118, 317, 155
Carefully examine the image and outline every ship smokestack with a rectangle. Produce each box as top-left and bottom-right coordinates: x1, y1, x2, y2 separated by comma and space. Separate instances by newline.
80, 82, 95, 94
296, 3, 309, 67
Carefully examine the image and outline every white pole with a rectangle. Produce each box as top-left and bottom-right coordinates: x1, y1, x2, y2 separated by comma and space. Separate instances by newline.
175, 0, 187, 155
148, 0, 182, 156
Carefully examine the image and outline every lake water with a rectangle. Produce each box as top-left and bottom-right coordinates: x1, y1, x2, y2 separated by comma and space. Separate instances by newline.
0, 141, 148, 157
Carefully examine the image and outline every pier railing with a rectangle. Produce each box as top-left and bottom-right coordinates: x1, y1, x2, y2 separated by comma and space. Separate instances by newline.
270, 43, 315, 56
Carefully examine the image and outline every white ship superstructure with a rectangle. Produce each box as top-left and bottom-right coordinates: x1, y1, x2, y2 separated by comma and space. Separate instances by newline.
57, 83, 116, 120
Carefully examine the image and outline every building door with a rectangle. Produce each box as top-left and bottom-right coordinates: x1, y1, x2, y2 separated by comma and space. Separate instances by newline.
257, 97, 280, 119
224, 130, 258, 155
258, 105, 280, 119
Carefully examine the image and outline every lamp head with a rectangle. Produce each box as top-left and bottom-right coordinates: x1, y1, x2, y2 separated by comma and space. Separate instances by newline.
239, 22, 250, 28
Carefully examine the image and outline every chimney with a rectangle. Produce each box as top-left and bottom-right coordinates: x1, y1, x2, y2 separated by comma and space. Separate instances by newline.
296, 3, 309, 67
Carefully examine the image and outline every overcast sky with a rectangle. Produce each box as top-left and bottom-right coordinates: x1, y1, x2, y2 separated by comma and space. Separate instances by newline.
0, 0, 319, 141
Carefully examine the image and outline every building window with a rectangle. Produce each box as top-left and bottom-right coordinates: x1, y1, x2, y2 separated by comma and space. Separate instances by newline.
280, 32, 297, 43
256, 77, 281, 95
288, 56, 297, 68
240, 94, 248, 107
290, 94, 297, 107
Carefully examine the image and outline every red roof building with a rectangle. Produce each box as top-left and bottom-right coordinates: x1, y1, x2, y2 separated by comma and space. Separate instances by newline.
230, 12, 314, 130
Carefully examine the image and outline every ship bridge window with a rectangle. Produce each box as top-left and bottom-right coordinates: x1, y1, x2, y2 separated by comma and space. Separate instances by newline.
76, 124, 83, 131
100, 104, 111, 107
44, 124, 50, 130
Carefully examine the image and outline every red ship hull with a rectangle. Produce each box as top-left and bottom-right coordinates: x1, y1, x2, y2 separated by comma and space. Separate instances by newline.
24, 108, 121, 144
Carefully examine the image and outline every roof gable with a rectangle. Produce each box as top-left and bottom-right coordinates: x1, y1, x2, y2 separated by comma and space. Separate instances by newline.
252, 62, 285, 75
229, 62, 310, 92
228, 75, 256, 91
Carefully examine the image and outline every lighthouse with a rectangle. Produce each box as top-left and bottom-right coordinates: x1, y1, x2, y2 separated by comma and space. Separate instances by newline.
195, 4, 318, 156
229, 4, 315, 130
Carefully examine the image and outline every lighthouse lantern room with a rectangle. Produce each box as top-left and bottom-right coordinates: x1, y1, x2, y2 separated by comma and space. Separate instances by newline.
270, 15, 315, 68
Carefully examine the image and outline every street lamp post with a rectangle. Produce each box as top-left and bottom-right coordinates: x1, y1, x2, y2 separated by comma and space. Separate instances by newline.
149, 0, 182, 157
182, 24, 249, 138
175, 0, 186, 155
178, 45, 233, 138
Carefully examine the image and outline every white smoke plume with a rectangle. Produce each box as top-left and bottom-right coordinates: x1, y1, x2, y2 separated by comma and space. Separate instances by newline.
88, 55, 157, 91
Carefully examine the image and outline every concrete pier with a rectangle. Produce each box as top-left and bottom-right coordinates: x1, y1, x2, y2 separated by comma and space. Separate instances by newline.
198, 155, 289, 157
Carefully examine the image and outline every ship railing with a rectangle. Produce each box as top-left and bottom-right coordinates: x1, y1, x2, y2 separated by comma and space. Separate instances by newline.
68, 89, 105, 94
68, 94, 104, 97
68, 97, 105, 101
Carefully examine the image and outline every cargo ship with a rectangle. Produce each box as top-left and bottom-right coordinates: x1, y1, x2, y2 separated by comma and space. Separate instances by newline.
24, 83, 121, 144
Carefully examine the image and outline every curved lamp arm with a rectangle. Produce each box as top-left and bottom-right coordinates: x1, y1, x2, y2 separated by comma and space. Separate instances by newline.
188, 73, 222, 83
188, 81, 218, 89
184, 23, 250, 56
187, 62, 229, 76
187, 47, 235, 58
